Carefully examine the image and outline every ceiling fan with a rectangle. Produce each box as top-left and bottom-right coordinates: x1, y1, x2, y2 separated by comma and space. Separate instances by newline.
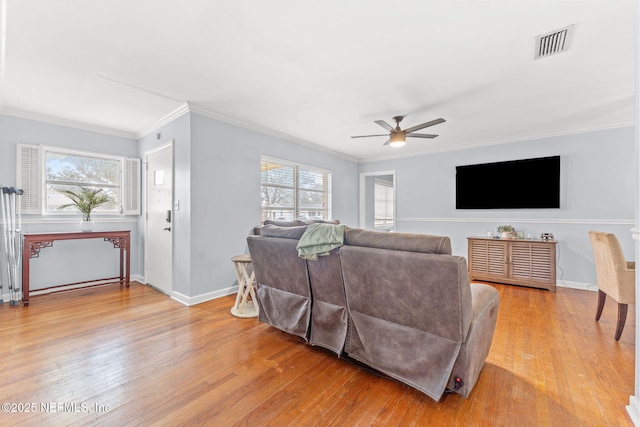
351, 115, 446, 147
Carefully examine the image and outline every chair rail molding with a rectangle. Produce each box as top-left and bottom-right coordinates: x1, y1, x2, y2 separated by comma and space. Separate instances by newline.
399, 217, 635, 226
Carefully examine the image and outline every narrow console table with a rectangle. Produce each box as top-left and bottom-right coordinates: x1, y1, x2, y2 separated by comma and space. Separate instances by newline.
22, 230, 131, 306
467, 236, 557, 291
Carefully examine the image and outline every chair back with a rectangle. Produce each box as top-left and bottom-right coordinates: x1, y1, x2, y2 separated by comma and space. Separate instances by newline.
588, 231, 635, 304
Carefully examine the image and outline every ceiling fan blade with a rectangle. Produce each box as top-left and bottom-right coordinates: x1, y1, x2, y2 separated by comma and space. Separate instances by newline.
351, 134, 390, 139
374, 120, 394, 132
382, 139, 391, 146
407, 133, 438, 139
404, 118, 446, 134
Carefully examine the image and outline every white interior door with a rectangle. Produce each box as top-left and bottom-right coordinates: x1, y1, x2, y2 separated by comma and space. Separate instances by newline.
145, 143, 173, 294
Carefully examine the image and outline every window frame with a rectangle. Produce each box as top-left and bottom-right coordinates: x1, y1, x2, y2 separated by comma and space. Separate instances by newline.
17, 144, 141, 216
260, 155, 332, 223
43, 147, 124, 215
374, 177, 395, 229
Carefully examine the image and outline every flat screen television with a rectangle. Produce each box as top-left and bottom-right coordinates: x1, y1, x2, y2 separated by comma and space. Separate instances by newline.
456, 156, 560, 209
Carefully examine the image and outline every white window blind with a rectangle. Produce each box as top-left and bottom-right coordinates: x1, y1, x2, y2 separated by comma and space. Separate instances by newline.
261, 156, 330, 222
123, 158, 141, 214
374, 178, 394, 228
16, 144, 41, 214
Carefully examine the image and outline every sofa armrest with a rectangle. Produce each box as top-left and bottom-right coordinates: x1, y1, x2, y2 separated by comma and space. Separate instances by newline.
447, 283, 500, 398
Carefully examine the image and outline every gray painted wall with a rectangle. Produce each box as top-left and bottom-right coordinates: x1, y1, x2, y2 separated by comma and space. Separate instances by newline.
0, 110, 358, 300
188, 112, 358, 297
359, 126, 636, 286
138, 111, 358, 300
2, 111, 632, 296
0, 114, 140, 291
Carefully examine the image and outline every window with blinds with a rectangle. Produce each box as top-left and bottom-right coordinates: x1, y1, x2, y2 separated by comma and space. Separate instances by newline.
261, 156, 330, 222
16, 144, 141, 215
374, 178, 394, 229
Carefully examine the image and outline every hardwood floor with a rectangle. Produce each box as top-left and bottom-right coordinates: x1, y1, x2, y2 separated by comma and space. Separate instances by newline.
0, 282, 634, 426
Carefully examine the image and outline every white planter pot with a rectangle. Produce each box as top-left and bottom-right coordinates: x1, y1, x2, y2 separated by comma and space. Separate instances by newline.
79, 219, 95, 232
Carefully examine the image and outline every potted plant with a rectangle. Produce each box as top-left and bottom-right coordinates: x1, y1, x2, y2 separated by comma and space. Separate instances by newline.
497, 225, 515, 239
57, 186, 113, 231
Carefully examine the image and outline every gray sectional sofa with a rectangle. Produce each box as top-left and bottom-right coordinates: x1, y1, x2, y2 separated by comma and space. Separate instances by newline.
246, 224, 500, 400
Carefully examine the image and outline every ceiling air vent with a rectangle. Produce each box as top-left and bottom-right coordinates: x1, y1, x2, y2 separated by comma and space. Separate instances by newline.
534, 25, 574, 59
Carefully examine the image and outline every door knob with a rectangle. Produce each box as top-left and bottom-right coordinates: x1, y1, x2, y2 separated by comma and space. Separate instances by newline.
163, 227, 171, 231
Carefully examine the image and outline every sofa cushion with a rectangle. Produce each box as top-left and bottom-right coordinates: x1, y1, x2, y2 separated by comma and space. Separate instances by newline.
448, 283, 500, 398
344, 229, 451, 254
301, 219, 341, 225
306, 248, 348, 354
264, 219, 340, 227
264, 219, 306, 227
260, 224, 308, 240
340, 246, 472, 399
247, 235, 311, 339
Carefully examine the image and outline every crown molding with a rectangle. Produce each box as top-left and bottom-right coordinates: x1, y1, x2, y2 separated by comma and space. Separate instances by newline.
2, 101, 633, 164
0, 102, 356, 163
0, 107, 137, 139
399, 217, 635, 226
136, 102, 190, 139
185, 102, 360, 163
453, 119, 636, 152
358, 119, 635, 163
134, 101, 360, 163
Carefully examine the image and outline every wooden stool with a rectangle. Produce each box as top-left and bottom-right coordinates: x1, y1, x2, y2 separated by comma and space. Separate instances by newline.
230, 254, 259, 318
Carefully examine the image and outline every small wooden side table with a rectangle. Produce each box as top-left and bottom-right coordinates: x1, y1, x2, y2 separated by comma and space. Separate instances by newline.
230, 254, 259, 318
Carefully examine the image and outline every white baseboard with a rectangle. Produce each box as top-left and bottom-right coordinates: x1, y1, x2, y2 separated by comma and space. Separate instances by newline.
627, 395, 640, 426
0, 290, 22, 304
472, 280, 596, 291
556, 280, 597, 291
134, 277, 237, 306
0, 275, 146, 304
171, 286, 237, 306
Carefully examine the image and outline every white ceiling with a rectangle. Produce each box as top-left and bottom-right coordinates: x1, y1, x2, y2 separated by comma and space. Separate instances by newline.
0, 1, 635, 162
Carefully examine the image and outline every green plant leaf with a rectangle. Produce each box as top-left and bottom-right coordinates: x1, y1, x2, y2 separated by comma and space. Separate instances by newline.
56, 186, 113, 219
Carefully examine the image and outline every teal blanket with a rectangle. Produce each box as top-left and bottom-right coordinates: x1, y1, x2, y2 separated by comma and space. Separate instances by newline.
296, 223, 347, 260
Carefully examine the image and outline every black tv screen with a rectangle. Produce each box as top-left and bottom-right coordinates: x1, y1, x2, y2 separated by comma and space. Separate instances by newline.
456, 156, 560, 209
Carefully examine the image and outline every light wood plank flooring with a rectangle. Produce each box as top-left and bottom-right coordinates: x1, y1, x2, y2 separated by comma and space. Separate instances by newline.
0, 282, 634, 426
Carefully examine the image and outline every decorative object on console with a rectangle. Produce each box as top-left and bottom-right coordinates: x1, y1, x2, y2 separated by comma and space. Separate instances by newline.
496, 225, 515, 239
540, 233, 554, 241
57, 186, 113, 232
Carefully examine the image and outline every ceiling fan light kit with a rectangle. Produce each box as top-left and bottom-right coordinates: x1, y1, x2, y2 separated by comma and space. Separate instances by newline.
352, 115, 446, 147
389, 131, 406, 147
